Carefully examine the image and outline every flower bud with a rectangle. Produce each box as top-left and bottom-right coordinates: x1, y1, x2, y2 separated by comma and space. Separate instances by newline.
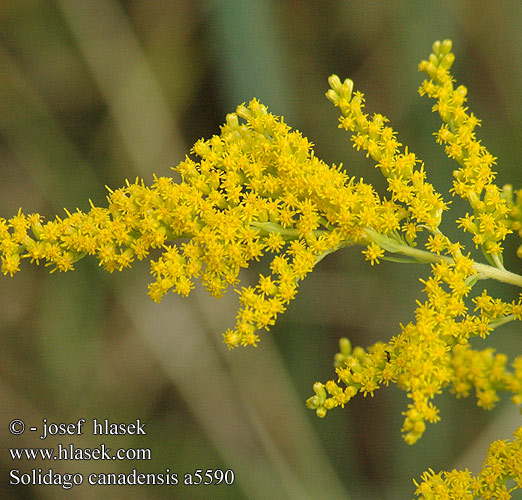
339, 337, 352, 356
328, 74, 342, 93
339, 79, 354, 101
440, 39, 452, 55
325, 89, 340, 105
439, 53, 455, 70
226, 113, 239, 128
313, 382, 327, 400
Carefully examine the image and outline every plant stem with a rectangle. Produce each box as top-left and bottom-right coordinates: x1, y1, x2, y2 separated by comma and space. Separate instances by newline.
391, 241, 522, 288
251, 221, 522, 288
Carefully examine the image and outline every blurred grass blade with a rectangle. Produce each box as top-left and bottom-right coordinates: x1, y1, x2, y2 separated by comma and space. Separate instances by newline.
56, 0, 185, 177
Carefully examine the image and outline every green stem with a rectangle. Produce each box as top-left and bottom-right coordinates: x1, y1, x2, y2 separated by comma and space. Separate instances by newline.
489, 314, 517, 329
369, 232, 522, 288
251, 221, 522, 288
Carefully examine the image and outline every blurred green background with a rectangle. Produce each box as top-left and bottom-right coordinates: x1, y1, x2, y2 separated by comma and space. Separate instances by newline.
1, 1, 522, 499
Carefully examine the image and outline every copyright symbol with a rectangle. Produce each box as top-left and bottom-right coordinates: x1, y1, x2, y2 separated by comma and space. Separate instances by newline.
9, 419, 25, 435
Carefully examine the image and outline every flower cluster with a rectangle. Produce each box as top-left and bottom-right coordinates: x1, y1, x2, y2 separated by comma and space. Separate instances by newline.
2, 38, 522, 498
1, 99, 416, 347
326, 74, 448, 242
414, 426, 522, 500
307, 257, 522, 444
306, 40, 522, 449
418, 40, 511, 267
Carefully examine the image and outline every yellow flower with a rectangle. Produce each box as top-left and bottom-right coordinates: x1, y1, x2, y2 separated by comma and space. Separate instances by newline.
362, 242, 384, 265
